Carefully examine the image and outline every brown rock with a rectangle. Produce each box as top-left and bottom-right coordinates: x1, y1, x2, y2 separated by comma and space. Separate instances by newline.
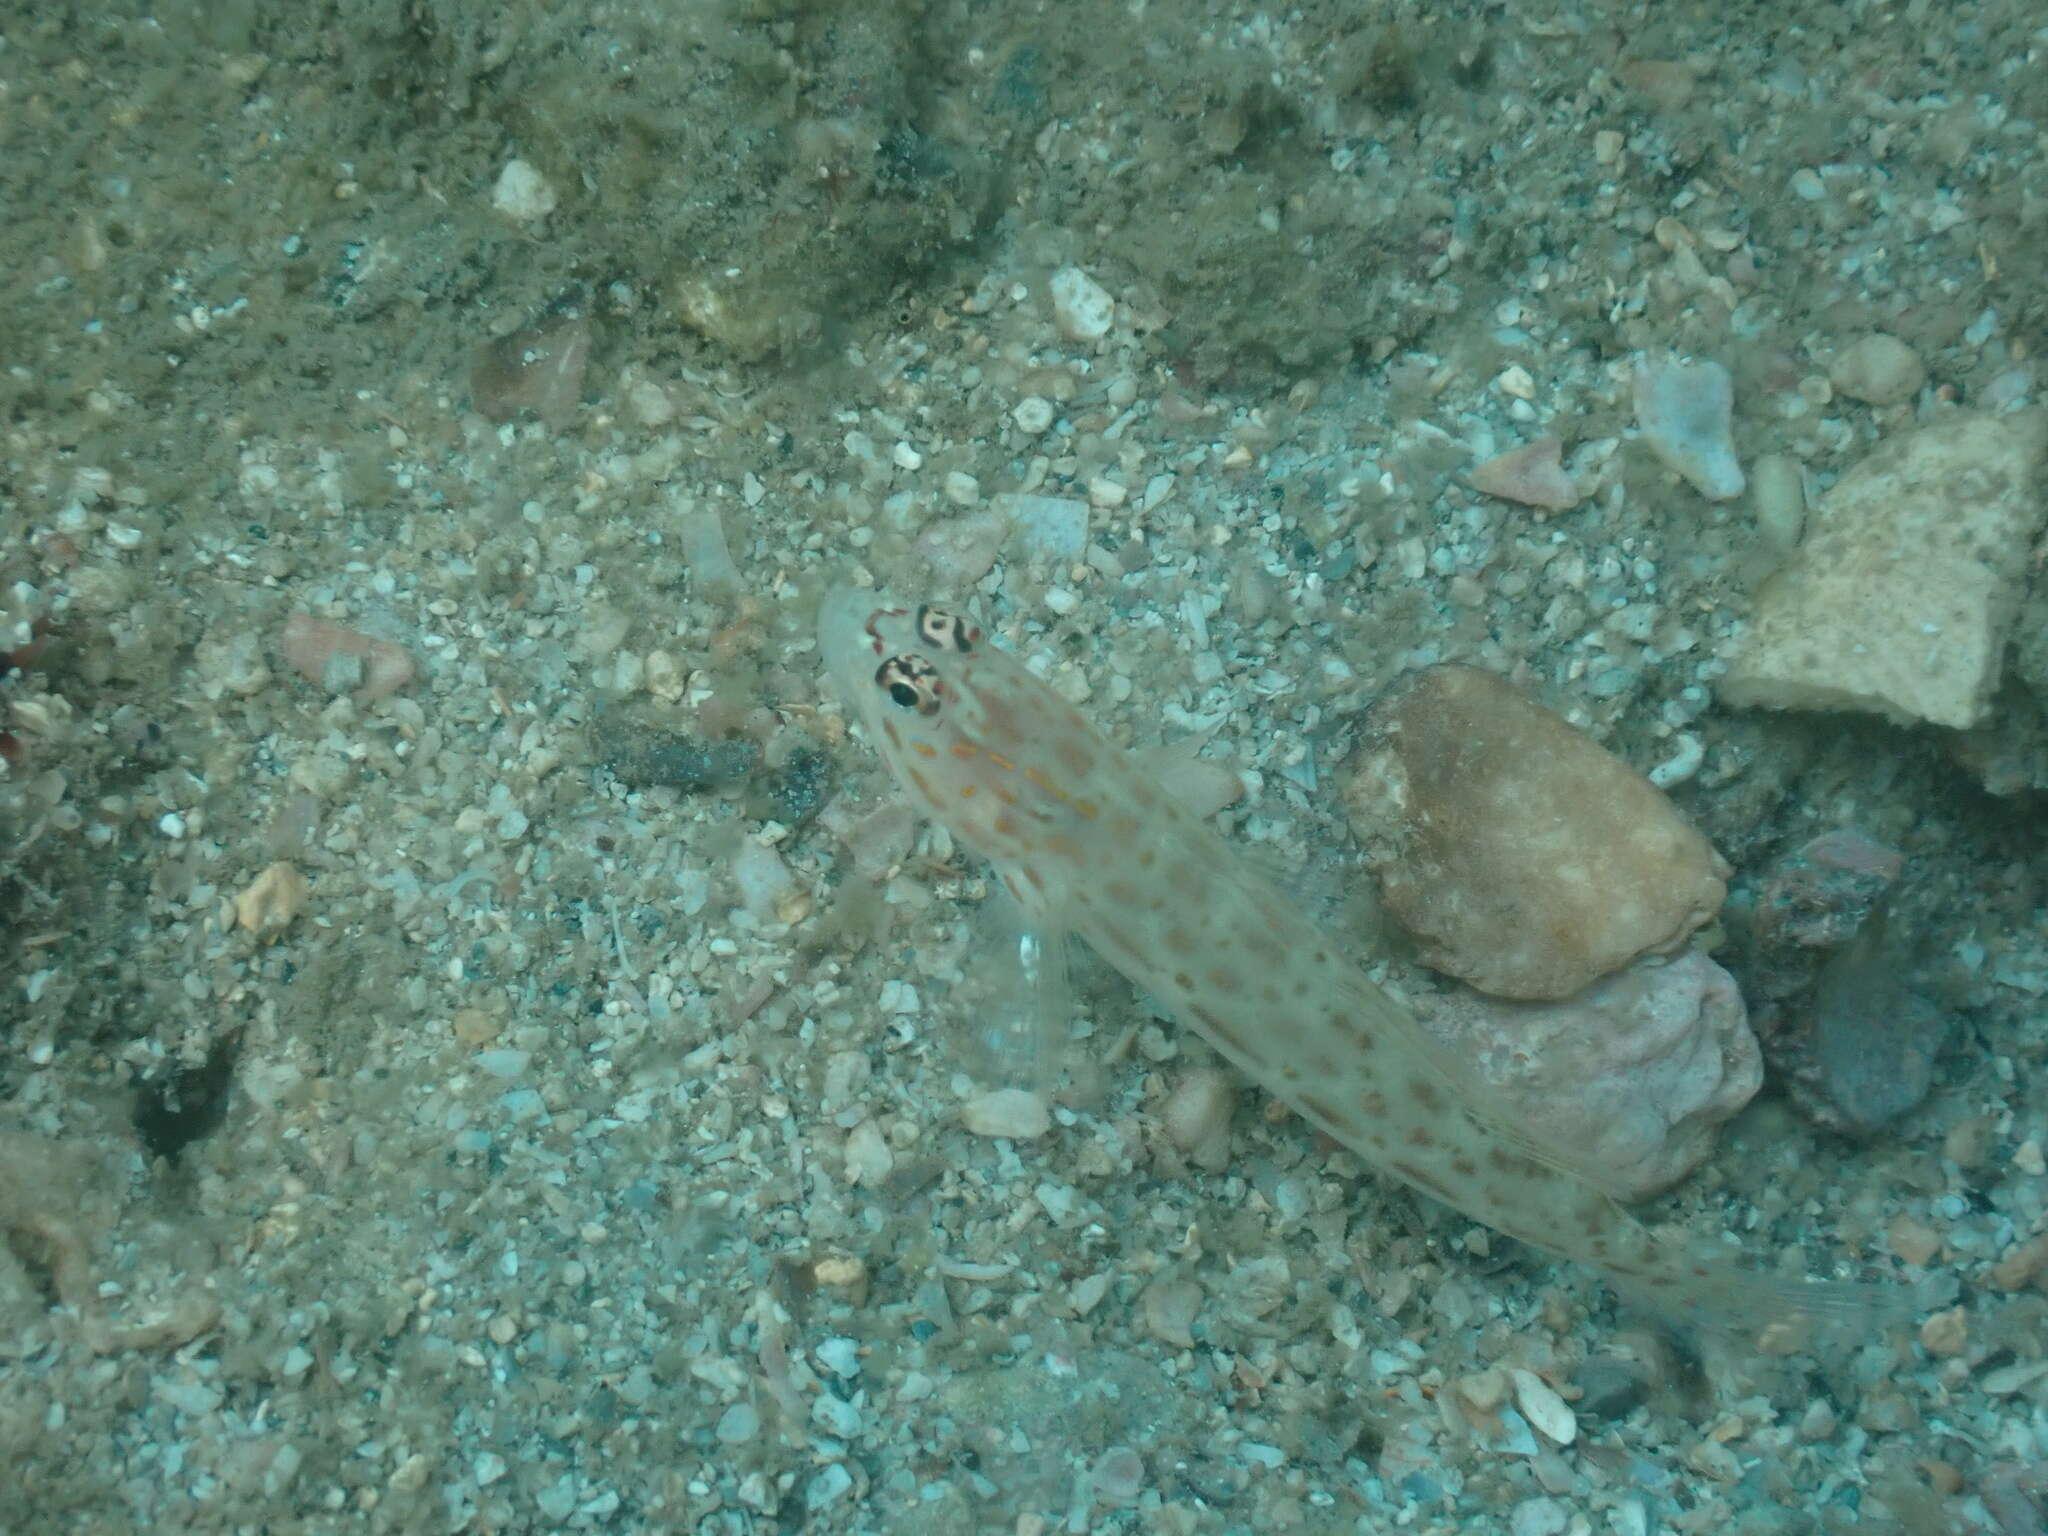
1345, 664, 1730, 999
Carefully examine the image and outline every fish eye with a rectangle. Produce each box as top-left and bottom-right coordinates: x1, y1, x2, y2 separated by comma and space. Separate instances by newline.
875, 655, 942, 716
914, 604, 979, 653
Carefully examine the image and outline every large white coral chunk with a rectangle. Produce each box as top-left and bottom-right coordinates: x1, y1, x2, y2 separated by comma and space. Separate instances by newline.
1633, 353, 1745, 500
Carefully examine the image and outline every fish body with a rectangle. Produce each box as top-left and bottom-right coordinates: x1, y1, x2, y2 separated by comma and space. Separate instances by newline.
818, 587, 1903, 1334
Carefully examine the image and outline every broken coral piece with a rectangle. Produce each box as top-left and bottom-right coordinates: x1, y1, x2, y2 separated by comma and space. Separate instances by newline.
281, 613, 415, 701
1632, 352, 1745, 500
1468, 436, 1582, 513
1723, 410, 2048, 729
234, 860, 310, 939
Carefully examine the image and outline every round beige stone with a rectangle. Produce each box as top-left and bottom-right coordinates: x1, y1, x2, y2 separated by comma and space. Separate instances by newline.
1344, 664, 1730, 1000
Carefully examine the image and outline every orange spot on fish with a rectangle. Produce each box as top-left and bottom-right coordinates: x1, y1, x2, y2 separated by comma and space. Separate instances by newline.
1073, 799, 1100, 819
987, 751, 1016, 770
912, 741, 939, 758
1023, 767, 1067, 798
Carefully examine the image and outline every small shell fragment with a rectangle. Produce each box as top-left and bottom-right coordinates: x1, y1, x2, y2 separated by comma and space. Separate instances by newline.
235, 861, 309, 938
1510, 1367, 1578, 1445
1161, 1068, 1235, 1172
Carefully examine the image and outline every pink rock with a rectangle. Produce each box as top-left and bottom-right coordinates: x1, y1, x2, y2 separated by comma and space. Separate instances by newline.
1417, 949, 1761, 1201
1468, 436, 1581, 513
280, 614, 415, 701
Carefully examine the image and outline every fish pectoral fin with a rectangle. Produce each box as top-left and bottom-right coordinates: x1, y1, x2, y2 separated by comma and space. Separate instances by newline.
1017, 923, 1075, 1102
953, 880, 1080, 1097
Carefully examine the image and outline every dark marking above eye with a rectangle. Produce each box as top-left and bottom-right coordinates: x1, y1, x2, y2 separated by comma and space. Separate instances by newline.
915, 604, 979, 652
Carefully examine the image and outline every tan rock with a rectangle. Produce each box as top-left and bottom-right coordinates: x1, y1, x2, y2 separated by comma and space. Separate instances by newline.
1828, 332, 1925, 406
1723, 410, 2048, 729
1345, 664, 1729, 1000
234, 861, 309, 938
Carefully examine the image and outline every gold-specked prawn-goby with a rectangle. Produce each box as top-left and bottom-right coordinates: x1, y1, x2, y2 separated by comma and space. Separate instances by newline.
818, 587, 1914, 1340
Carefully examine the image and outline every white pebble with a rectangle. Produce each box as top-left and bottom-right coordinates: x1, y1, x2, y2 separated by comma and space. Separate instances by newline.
816, 1336, 862, 1379
804, 1464, 854, 1511
1829, 333, 1925, 406
810, 1390, 862, 1438
729, 841, 795, 921
1086, 475, 1127, 508
716, 1402, 760, 1444
477, 1049, 530, 1079
1012, 395, 1055, 434
1510, 1367, 1577, 1445
1647, 733, 1706, 788
491, 158, 557, 223
961, 1087, 1050, 1140
1004, 492, 1090, 563
1749, 453, 1807, 555
1089, 1447, 1146, 1505
1049, 265, 1115, 342
1161, 1068, 1235, 1172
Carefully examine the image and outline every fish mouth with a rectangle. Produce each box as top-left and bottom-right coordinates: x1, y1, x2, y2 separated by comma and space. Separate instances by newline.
817, 585, 886, 657
817, 585, 896, 715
